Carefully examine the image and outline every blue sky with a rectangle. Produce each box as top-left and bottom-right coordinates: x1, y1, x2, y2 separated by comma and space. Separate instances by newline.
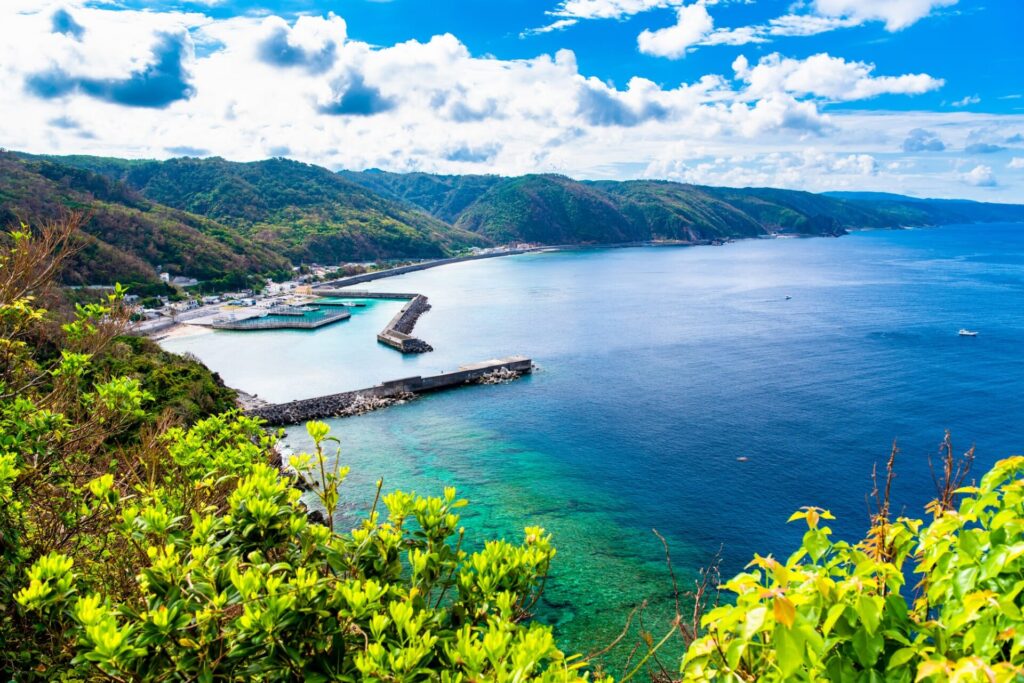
2, 0, 1024, 200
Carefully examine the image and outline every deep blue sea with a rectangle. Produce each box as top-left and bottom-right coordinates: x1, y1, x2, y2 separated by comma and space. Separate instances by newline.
164, 223, 1024, 662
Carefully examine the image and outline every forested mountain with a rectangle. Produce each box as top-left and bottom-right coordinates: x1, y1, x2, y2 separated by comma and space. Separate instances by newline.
338, 170, 502, 224
4, 152, 1023, 288
343, 169, 1024, 245
0, 152, 292, 287
30, 155, 489, 264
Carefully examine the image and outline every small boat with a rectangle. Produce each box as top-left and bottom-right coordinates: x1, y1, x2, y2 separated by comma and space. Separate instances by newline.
958, 329, 979, 337
784, 295, 792, 300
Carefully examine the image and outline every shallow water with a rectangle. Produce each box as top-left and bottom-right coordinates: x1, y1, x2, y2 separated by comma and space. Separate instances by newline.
164, 223, 1024, 666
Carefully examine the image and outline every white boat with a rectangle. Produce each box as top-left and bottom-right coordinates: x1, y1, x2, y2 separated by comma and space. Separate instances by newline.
958, 329, 978, 337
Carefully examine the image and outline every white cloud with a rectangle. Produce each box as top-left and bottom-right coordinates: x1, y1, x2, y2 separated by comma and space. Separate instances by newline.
644, 149, 880, 190
1009, 158, 1024, 170
902, 128, 945, 152
961, 164, 996, 187
631, 0, 954, 57
637, 2, 714, 59
520, 18, 579, 36
551, 0, 683, 21
701, 13, 859, 47
951, 94, 980, 107
733, 53, 943, 102
813, 0, 958, 31
1, 2, 1022, 201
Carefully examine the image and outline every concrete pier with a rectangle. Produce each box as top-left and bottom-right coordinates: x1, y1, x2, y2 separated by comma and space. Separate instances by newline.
313, 290, 435, 354
245, 356, 533, 425
211, 308, 350, 330
377, 295, 433, 353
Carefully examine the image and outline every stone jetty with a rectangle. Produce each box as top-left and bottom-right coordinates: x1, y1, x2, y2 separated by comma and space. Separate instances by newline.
376, 295, 433, 353
313, 289, 434, 354
245, 356, 532, 425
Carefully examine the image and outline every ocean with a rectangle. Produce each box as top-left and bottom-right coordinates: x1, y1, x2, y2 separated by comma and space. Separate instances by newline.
163, 222, 1024, 665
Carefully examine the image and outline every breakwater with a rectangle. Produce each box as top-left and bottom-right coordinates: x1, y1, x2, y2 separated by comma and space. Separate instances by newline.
314, 290, 434, 353
377, 295, 433, 353
316, 249, 543, 289
245, 355, 532, 425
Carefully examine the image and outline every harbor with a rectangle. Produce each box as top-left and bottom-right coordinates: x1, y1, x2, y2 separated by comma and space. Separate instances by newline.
210, 305, 351, 330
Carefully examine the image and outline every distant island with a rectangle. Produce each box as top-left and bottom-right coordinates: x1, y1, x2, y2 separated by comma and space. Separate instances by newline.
3, 151, 1023, 292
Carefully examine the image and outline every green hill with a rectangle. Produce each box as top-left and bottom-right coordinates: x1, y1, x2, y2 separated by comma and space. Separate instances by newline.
5, 152, 1022, 290
343, 169, 1024, 245
0, 152, 292, 287
36, 155, 489, 264
337, 170, 502, 224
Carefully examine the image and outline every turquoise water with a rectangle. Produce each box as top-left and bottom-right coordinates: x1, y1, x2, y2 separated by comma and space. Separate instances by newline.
164, 223, 1024, 667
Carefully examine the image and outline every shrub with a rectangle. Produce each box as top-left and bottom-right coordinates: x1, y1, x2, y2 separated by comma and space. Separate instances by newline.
680, 449, 1024, 682
14, 420, 599, 681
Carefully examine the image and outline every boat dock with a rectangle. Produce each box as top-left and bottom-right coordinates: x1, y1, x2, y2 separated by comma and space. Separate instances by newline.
211, 308, 350, 330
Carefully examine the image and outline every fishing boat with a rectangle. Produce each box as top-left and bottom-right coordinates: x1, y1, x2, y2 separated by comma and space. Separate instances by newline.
958, 329, 979, 337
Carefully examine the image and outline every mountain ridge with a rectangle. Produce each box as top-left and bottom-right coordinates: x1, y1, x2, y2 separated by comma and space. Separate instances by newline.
4, 152, 1023, 288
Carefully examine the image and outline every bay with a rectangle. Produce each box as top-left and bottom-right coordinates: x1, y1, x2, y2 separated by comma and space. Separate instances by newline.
163, 223, 1024, 663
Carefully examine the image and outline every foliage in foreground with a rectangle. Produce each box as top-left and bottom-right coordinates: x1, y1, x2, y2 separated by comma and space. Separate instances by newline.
676, 444, 1024, 682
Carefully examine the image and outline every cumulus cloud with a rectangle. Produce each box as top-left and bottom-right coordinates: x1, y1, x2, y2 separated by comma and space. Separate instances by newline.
2, 2, 1022, 200
317, 72, 395, 116
812, 0, 958, 31
1009, 158, 1024, 170
902, 128, 945, 152
637, 2, 714, 59
25, 31, 195, 108
732, 53, 943, 102
961, 164, 996, 187
577, 78, 669, 126
256, 14, 345, 74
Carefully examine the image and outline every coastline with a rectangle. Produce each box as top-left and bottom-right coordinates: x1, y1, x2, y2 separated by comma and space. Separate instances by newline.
153, 223, 957, 411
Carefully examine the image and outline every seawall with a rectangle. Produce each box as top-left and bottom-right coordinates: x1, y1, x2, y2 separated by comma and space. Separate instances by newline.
245, 356, 532, 425
377, 295, 433, 353
316, 248, 543, 289
314, 290, 434, 353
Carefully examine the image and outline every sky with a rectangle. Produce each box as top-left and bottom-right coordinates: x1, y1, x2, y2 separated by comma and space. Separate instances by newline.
2, 0, 1024, 201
